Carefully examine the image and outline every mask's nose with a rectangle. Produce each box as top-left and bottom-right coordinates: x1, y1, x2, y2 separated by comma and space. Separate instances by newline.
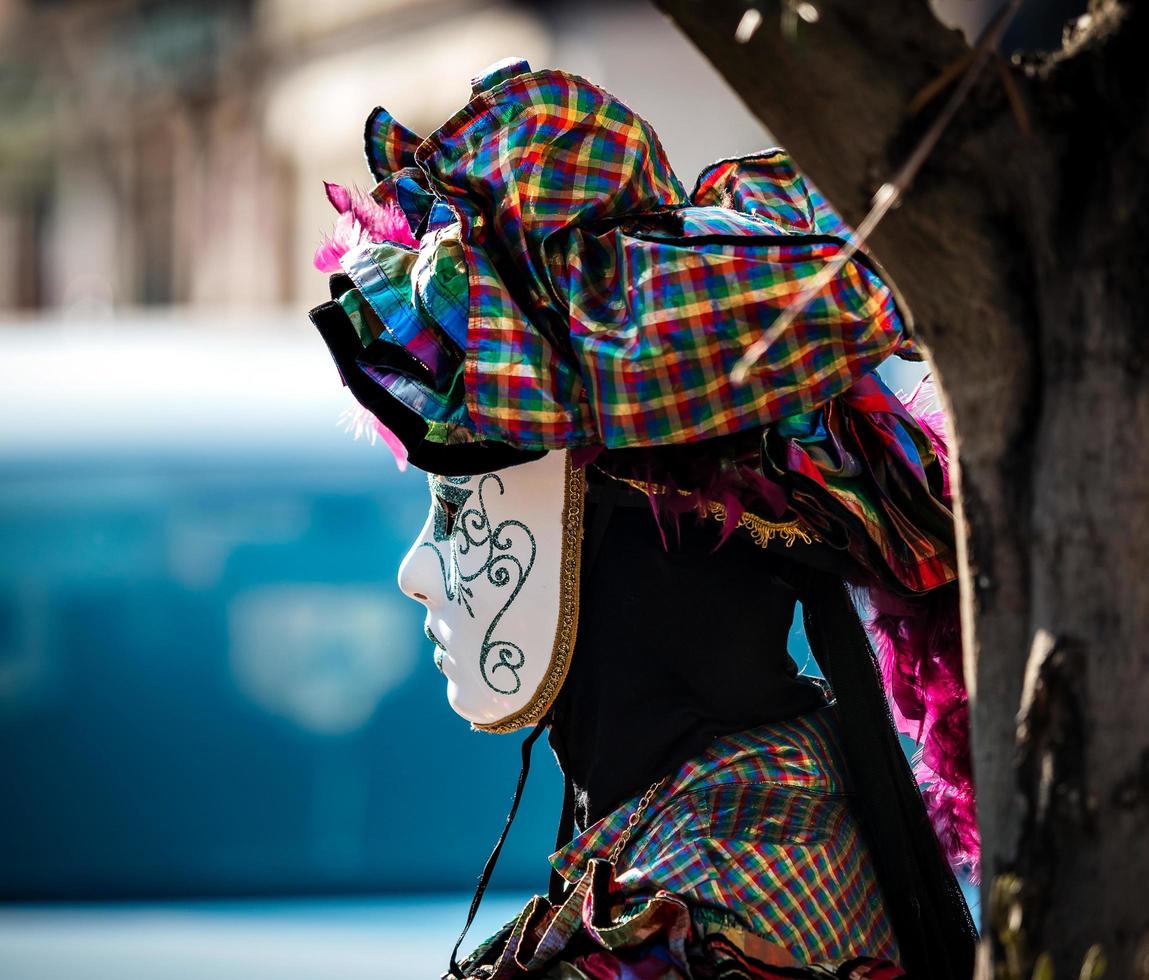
397, 516, 442, 609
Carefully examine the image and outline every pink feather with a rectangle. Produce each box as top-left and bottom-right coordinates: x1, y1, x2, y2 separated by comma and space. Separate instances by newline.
313, 182, 418, 274
338, 403, 408, 471
866, 583, 979, 877
324, 180, 352, 213
903, 374, 952, 500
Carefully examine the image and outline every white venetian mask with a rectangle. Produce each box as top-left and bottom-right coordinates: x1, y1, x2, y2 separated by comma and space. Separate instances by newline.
397, 450, 585, 732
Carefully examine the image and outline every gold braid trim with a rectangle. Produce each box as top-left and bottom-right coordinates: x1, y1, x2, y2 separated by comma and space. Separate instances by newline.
473, 454, 585, 734
611, 475, 818, 549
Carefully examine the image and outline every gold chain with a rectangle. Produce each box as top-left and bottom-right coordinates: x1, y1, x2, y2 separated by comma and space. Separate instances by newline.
608, 777, 667, 866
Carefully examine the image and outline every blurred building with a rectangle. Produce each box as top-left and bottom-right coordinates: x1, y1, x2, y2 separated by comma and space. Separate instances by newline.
0, 0, 772, 318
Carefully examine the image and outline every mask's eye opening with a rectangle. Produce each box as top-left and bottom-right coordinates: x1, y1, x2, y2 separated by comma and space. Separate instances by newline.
429, 478, 472, 542
437, 493, 460, 537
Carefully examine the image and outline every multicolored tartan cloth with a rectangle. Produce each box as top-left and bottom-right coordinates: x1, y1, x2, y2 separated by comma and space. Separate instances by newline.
459, 708, 903, 978
767, 373, 956, 594
332, 56, 915, 452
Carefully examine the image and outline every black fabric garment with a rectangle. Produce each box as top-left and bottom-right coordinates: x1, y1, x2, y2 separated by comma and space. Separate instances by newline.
548, 480, 827, 826
544, 478, 976, 977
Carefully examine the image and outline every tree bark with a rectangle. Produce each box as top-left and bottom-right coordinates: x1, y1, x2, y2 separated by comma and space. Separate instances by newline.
650, 1, 1149, 976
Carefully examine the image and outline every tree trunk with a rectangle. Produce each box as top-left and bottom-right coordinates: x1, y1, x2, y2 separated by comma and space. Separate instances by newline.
650, 1, 1149, 976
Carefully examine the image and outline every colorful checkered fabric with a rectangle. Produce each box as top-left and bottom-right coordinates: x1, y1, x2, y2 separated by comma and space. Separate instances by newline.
770, 373, 957, 593
549, 706, 900, 966
336, 57, 913, 452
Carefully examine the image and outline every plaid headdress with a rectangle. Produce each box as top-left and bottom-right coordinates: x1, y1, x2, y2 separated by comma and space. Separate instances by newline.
308, 57, 976, 873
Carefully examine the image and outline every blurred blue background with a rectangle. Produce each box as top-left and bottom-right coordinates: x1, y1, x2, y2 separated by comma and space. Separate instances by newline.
0, 319, 570, 977
0, 0, 987, 976
0, 324, 560, 899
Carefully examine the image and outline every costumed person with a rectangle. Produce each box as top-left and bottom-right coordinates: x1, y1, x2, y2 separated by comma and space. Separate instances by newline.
309, 58, 979, 979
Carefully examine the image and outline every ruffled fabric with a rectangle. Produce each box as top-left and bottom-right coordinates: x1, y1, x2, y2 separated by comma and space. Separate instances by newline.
771, 374, 956, 593
456, 708, 907, 976
546, 708, 899, 967
458, 860, 905, 979
325, 58, 914, 455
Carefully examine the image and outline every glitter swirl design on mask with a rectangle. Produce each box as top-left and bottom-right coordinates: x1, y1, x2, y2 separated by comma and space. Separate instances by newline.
423, 473, 536, 695
474, 456, 585, 735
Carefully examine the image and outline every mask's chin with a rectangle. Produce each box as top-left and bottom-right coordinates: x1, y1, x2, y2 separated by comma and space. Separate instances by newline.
445, 676, 503, 727
431, 631, 492, 723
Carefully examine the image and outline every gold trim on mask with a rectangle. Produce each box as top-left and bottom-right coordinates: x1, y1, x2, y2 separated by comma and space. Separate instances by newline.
473, 453, 586, 734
